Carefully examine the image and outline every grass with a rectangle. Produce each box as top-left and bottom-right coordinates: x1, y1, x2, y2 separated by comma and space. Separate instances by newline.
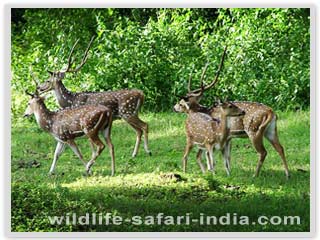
11, 111, 310, 232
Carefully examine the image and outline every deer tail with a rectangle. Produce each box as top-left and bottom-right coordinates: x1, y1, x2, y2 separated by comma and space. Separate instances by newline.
258, 110, 274, 132
134, 90, 145, 115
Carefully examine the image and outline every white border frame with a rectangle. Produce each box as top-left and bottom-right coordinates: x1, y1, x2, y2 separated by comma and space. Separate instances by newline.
1, 1, 317, 239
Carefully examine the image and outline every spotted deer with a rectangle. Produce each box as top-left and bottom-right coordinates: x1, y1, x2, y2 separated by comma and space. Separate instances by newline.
23, 78, 115, 176
174, 99, 245, 174
36, 37, 151, 157
182, 47, 290, 178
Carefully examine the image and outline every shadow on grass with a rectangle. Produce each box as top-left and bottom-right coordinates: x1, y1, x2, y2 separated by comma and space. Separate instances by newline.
11, 169, 310, 232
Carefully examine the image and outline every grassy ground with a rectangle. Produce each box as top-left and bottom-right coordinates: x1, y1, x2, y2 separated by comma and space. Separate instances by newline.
11, 111, 310, 232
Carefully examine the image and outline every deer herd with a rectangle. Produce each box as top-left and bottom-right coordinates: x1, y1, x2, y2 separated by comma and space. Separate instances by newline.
23, 38, 290, 179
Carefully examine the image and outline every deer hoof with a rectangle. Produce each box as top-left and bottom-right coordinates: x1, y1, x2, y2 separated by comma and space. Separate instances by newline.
48, 171, 55, 177
148, 152, 152, 156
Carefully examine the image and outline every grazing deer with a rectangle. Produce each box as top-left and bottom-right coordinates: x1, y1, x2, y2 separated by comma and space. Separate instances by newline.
174, 99, 245, 174
36, 37, 151, 157
182, 47, 290, 178
23, 79, 115, 176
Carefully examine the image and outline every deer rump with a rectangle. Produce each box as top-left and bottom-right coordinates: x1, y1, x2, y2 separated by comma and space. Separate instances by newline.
210, 101, 275, 138
50, 105, 111, 141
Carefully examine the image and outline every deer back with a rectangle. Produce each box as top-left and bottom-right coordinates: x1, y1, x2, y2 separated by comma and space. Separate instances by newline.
209, 101, 274, 134
70, 89, 144, 119
186, 111, 220, 145
51, 105, 111, 141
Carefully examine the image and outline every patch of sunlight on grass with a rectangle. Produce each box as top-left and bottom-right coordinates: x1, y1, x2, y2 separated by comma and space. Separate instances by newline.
61, 172, 209, 191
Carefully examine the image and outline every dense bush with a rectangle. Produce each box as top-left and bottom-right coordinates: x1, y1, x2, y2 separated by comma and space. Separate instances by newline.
11, 8, 310, 120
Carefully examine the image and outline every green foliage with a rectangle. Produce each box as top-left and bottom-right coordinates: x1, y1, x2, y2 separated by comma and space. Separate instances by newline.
11, 8, 309, 120
11, 111, 310, 231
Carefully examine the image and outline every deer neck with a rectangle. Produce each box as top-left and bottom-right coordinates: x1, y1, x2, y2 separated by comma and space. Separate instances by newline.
33, 101, 53, 132
219, 113, 231, 145
54, 80, 75, 108
190, 102, 211, 114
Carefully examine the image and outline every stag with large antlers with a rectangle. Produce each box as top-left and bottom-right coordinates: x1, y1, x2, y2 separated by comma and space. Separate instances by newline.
179, 46, 290, 178
36, 37, 151, 157
24, 76, 115, 176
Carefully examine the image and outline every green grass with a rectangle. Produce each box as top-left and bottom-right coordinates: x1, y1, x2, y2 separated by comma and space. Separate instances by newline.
11, 111, 310, 232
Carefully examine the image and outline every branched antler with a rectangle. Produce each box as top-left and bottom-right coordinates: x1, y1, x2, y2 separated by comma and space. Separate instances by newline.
65, 36, 95, 73
186, 45, 228, 98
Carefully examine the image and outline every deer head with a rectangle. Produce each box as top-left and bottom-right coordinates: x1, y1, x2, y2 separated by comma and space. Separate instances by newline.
37, 36, 95, 94
217, 101, 245, 117
173, 99, 191, 113
23, 91, 45, 118
24, 68, 46, 117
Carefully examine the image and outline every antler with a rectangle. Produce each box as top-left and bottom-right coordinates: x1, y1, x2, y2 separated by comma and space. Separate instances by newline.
202, 45, 228, 91
187, 45, 228, 97
187, 63, 209, 98
187, 65, 195, 92
65, 35, 95, 73
29, 66, 40, 95
65, 39, 80, 72
25, 90, 34, 97
29, 66, 40, 86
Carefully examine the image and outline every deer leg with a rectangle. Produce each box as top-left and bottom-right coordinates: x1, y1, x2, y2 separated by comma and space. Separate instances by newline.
142, 123, 151, 155
250, 132, 267, 177
205, 151, 210, 170
49, 141, 66, 175
182, 141, 193, 173
264, 124, 290, 178
196, 149, 206, 173
222, 139, 232, 176
125, 116, 151, 157
206, 145, 215, 174
67, 140, 87, 169
89, 141, 96, 160
102, 124, 115, 176
130, 124, 142, 158
86, 135, 105, 173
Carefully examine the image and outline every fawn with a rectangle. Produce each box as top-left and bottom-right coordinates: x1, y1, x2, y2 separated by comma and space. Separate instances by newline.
174, 99, 245, 174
